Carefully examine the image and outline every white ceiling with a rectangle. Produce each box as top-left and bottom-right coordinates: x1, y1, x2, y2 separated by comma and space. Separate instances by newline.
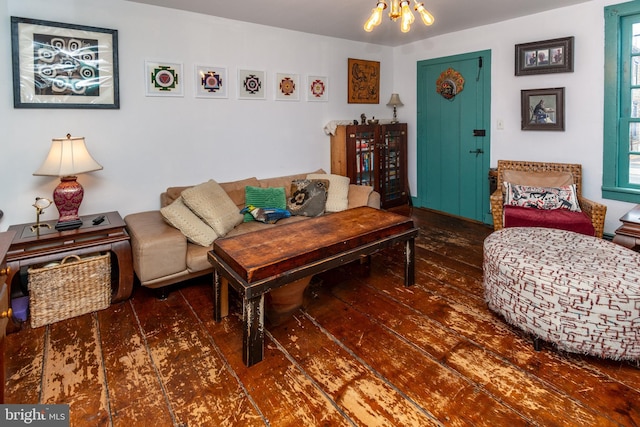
126, 0, 591, 47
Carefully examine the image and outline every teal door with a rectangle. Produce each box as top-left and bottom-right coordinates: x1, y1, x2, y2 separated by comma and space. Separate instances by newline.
416, 50, 491, 223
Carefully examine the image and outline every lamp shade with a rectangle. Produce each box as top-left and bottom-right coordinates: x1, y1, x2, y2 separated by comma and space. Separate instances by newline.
386, 93, 404, 107
33, 134, 102, 231
33, 134, 102, 177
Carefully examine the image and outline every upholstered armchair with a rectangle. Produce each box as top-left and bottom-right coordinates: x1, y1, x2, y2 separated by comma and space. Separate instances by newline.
490, 160, 607, 238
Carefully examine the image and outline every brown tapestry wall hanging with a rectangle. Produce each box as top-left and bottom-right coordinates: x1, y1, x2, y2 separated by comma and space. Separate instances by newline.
348, 58, 380, 104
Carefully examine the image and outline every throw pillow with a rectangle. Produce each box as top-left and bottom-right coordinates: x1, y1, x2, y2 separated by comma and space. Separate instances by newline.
244, 186, 287, 222
288, 179, 329, 217
181, 180, 244, 237
160, 198, 218, 246
504, 182, 581, 212
502, 170, 574, 190
307, 173, 350, 212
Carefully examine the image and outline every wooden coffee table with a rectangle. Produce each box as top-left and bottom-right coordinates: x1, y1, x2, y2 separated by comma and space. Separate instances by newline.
208, 206, 419, 366
613, 204, 640, 252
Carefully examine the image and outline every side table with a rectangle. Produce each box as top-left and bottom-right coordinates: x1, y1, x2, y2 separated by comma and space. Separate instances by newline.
6, 211, 133, 304
612, 204, 640, 252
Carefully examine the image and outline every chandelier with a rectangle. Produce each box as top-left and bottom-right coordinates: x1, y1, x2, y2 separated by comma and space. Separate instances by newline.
364, 0, 434, 33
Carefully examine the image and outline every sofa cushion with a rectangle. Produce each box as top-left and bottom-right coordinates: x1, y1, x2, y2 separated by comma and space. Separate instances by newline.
160, 198, 218, 246
125, 210, 189, 282
163, 185, 193, 207
504, 183, 581, 212
186, 243, 214, 273
502, 170, 574, 189
288, 179, 329, 217
243, 186, 287, 222
347, 184, 374, 209
503, 205, 595, 236
220, 177, 260, 209
307, 173, 350, 212
259, 169, 326, 197
181, 180, 244, 236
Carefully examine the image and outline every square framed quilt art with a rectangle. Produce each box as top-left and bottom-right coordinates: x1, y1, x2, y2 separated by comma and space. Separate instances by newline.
195, 65, 227, 98
145, 60, 183, 97
275, 72, 299, 101
238, 69, 265, 100
307, 75, 328, 102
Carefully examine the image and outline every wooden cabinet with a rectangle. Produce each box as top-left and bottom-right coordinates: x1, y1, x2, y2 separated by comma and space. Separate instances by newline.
0, 230, 16, 404
331, 123, 408, 209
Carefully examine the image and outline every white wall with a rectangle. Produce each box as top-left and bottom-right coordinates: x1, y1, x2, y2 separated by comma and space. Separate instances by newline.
0, 0, 634, 236
393, 0, 633, 235
0, 0, 394, 229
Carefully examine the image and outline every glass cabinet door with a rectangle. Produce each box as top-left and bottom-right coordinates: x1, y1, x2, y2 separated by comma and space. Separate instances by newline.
379, 124, 408, 208
348, 126, 378, 187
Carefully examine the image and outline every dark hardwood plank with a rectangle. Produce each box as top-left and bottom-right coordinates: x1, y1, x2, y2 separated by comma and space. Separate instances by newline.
181, 282, 351, 427
129, 287, 264, 426
42, 314, 110, 425
303, 275, 531, 426
5, 324, 45, 403
268, 308, 440, 426
97, 301, 174, 426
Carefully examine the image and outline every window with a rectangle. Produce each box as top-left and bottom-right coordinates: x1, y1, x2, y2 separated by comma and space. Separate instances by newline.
603, 1, 640, 202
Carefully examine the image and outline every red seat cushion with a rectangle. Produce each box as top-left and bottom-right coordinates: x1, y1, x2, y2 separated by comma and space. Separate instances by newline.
503, 205, 595, 236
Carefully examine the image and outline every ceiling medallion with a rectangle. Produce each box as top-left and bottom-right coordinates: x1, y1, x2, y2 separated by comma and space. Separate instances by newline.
436, 68, 465, 100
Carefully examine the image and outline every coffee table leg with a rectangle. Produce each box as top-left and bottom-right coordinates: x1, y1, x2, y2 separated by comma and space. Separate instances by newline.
243, 294, 265, 367
404, 237, 415, 287
213, 270, 222, 322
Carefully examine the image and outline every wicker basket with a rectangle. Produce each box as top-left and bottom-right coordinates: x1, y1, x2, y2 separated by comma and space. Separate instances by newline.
28, 253, 111, 328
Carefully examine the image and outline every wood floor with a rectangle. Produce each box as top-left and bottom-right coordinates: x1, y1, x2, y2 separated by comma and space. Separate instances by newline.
5, 207, 640, 426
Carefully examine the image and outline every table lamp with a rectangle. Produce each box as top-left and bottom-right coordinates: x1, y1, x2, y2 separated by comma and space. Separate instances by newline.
33, 134, 103, 231
386, 93, 404, 123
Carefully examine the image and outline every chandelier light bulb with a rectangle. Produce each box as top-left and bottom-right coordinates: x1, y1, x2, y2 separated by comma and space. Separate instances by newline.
364, 2, 386, 32
389, 0, 401, 21
414, 2, 434, 26
400, 0, 414, 32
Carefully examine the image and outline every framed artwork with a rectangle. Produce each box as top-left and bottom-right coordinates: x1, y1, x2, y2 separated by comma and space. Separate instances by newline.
238, 69, 266, 100
275, 73, 300, 101
307, 75, 328, 102
515, 36, 574, 76
10, 16, 119, 109
145, 61, 183, 97
521, 87, 565, 131
195, 65, 227, 98
348, 58, 380, 104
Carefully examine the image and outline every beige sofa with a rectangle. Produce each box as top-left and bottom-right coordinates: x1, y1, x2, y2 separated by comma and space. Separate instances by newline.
124, 170, 380, 293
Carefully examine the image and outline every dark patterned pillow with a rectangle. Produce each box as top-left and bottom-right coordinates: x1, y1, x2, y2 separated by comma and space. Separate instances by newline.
288, 179, 329, 217
504, 183, 581, 212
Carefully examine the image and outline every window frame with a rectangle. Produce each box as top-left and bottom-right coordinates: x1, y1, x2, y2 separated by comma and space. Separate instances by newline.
603, 0, 640, 202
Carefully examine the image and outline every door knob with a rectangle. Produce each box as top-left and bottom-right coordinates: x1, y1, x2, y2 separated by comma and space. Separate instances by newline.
469, 148, 484, 157
0, 266, 9, 276
0, 308, 12, 319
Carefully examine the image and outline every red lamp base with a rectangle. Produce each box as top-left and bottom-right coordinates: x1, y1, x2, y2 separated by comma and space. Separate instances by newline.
53, 176, 84, 231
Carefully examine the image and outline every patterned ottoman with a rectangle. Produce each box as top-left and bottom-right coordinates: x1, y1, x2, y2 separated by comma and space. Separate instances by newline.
483, 227, 640, 361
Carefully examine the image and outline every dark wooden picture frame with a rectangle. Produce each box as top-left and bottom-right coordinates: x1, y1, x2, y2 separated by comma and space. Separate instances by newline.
515, 36, 574, 76
347, 58, 380, 104
521, 87, 565, 131
11, 16, 119, 109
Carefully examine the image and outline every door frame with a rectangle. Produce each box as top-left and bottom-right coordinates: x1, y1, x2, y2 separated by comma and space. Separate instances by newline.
415, 49, 492, 224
